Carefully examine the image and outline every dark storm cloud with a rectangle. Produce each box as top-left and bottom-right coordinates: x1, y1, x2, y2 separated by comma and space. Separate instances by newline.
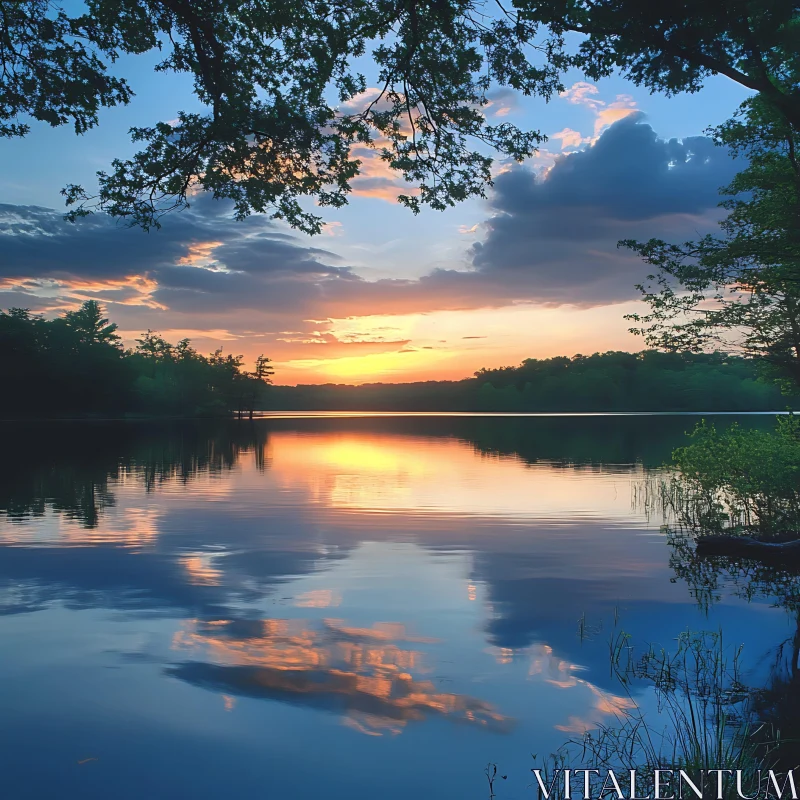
0, 194, 344, 284
0, 117, 740, 318
468, 114, 740, 304
151, 260, 360, 315
487, 115, 732, 229
0, 203, 189, 278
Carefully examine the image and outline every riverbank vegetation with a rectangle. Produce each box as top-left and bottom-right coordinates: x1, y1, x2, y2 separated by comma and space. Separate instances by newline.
623, 48, 800, 544
269, 351, 790, 412
534, 629, 791, 800
0, 301, 273, 417
659, 417, 800, 538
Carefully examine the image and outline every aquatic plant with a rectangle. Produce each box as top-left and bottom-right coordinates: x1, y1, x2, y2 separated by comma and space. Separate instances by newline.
650, 417, 800, 537
533, 630, 787, 800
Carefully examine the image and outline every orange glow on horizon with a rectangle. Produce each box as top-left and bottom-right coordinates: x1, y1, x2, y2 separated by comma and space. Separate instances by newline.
271, 303, 643, 384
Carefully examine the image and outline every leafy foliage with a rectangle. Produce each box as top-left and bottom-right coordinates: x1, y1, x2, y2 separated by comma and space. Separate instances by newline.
660, 417, 800, 537
0, 301, 273, 416
0, 307, 785, 415
2, 0, 797, 231
269, 351, 794, 412
0, 0, 143, 139
624, 92, 800, 389
472, 350, 789, 411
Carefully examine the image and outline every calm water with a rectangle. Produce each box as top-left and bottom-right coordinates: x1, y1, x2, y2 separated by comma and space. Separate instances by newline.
0, 414, 793, 799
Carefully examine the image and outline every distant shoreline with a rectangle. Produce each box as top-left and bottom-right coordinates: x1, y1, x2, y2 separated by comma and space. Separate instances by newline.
0, 409, 792, 423
252, 410, 793, 417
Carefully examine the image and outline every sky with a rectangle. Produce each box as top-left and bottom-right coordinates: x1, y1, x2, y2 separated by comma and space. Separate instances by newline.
0, 42, 752, 385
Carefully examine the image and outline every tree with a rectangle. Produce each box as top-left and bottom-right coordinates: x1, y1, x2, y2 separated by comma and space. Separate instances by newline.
0, 303, 275, 416
0, 301, 129, 412
62, 300, 121, 347
624, 90, 800, 389
135, 329, 175, 360
253, 354, 274, 384
239, 354, 274, 418
2, 0, 797, 232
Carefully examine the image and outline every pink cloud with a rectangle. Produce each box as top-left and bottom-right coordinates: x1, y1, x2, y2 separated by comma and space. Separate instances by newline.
559, 82, 603, 111
550, 128, 590, 150
557, 83, 639, 139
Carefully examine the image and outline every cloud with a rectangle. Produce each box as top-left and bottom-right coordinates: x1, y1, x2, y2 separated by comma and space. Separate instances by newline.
178, 241, 225, 265
485, 87, 520, 118
0, 116, 739, 355
346, 144, 422, 203
558, 82, 639, 140
337, 84, 521, 202
593, 94, 638, 136
560, 81, 604, 110
468, 114, 740, 304
334, 90, 420, 204
550, 128, 590, 150
321, 221, 343, 237
273, 331, 413, 358
0, 195, 341, 284
0, 195, 356, 321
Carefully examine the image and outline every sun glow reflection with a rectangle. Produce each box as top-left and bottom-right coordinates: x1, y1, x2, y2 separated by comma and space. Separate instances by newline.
265, 431, 645, 523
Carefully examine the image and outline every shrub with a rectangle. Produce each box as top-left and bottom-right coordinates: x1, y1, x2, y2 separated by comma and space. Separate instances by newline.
662, 417, 800, 537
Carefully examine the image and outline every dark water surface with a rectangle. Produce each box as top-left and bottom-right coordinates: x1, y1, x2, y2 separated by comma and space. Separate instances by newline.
0, 414, 792, 799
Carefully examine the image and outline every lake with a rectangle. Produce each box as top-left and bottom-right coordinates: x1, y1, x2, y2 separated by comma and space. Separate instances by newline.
0, 413, 794, 799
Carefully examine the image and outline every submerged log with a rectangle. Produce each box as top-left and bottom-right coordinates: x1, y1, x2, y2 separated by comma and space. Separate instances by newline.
696, 534, 800, 561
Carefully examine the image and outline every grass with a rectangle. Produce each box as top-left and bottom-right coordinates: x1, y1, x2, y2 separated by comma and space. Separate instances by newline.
532, 629, 789, 800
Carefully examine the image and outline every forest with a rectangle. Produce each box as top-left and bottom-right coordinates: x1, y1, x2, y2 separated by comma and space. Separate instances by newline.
271, 351, 790, 412
0, 301, 273, 417
1, 302, 794, 417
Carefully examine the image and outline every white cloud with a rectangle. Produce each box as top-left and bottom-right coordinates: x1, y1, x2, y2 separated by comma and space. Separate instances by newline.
558, 83, 640, 140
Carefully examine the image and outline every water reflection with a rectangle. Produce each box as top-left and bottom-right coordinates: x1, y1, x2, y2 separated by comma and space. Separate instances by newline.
0, 414, 791, 799
170, 617, 512, 736
2, 415, 721, 530
668, 529, 800, 767
0, 421, 270, 527
266, 430, 650, 522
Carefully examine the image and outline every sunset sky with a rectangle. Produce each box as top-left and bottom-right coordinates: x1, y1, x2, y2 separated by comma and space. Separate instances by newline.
0, 49, 751, 384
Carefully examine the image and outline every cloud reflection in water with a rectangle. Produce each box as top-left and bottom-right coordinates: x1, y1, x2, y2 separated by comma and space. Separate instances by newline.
170, 617, 513, 736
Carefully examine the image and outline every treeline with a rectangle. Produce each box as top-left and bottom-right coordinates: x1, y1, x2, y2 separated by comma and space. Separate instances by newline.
1, 303, 792, 416
0, 302, 273, 417
267, 351, 794, 412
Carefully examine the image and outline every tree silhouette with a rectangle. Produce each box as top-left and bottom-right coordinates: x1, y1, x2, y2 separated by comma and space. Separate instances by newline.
62, 300, 120, 347
1, 1, 795, 231
0, 301, 274, 417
